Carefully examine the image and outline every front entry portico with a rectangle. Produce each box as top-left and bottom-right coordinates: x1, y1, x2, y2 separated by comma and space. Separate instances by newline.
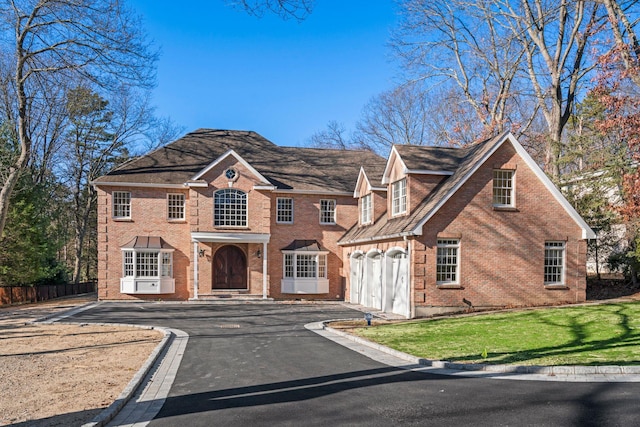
191, 232, 270, 299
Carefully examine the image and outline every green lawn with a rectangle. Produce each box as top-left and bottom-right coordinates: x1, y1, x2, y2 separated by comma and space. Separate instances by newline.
352, 302, 640, 366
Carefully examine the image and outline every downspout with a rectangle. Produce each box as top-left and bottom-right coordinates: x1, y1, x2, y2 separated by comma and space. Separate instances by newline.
404, 235, 413, 319
193, 241, 199, 300
262, 241, 268, 299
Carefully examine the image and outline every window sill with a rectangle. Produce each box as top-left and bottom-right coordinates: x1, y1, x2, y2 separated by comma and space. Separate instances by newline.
214, 226, 250, 230
544, 284, 568, 290
167, 219, 187, 223
113, 218, 133, 222
320, 222, 337, 226
492, 206, 518, 212
276, 222, 294, 225
436, 283, 462, 289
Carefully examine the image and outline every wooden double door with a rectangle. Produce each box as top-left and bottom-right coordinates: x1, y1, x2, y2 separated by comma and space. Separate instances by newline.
213, 245, 247, 289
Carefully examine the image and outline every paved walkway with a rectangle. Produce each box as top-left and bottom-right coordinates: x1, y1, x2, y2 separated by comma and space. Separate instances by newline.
19, 298, 640, 426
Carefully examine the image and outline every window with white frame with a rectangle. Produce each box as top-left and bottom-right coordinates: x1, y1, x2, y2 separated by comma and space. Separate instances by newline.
361, 193, 372, 224
392, 178, 407, 216
436, 239, 460, 284
113, 191, 131, 219
283, 252, 328, 279
320, 199, 336, 224
493, 170, 515, 207
167, 193, 185, 220
122, 250, 173, 279
282, 249, 329, 294
214, 189, 247, 227
544, 242, 565, 285
276, 197, 293, 223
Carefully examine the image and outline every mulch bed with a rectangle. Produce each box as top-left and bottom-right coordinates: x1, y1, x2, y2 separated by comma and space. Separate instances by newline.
586, 277, 640, 300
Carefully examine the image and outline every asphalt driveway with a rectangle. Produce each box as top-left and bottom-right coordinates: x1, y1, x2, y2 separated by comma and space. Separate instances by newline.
70, 303, 640, 426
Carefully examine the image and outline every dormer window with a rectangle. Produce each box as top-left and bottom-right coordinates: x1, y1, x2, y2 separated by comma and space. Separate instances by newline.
392, 178, 407, 216
361, 194, 372, 224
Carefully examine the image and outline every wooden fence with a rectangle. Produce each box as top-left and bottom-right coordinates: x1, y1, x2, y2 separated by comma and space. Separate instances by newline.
0, 281, 96, 306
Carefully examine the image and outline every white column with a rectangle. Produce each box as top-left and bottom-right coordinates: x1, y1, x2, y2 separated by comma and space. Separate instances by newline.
193, 241, 199, 300
262, 241, 268, 299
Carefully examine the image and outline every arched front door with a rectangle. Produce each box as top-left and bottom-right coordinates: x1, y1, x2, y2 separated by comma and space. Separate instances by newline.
213, 245, 247, 289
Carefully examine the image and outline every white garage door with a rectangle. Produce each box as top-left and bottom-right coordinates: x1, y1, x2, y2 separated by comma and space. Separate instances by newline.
386, 251, 409, 318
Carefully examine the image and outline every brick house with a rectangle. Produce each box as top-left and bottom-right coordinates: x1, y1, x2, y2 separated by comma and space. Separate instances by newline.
94, 129, 595, 318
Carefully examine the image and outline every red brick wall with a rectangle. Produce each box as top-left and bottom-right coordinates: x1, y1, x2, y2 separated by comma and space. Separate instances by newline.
268, 192, 357, 300
412, 142, 587, 313
97, 186, 191, 301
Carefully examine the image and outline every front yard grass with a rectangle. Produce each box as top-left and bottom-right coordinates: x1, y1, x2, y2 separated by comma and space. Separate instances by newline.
351, 302, 640, 366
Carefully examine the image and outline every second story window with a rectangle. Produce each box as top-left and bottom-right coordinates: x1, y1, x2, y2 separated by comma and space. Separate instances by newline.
113, 191, 131, 219
361, 193, 372, 224
167, 193, 185, 220
493, 169, 515, 207
214, 189, 247, 227
320, 199, 336, 224
276, 197, 293, 224
392, 178, 407, 216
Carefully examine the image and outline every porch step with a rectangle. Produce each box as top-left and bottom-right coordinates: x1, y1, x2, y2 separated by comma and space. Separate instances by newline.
195, 293, 273, 302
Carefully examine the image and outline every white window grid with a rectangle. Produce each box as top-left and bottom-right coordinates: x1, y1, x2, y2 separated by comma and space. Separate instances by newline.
276, 198, 293, 223
122, 249, 173, 279
284, 254, 294, 278
392, 179, 407, 215
214, 189, 247, 227
544, 242, 565, 284
320, 199, 336, 224
113, 191, 131, 218
361, 194, 372, 224
282, 252, 328, 279
161, 252, 172, 277
167, 193, 185, 220
136, 252, 159, 277
493, 170, 514, 207
436, 239, 460, 284
123, 251, 134, 277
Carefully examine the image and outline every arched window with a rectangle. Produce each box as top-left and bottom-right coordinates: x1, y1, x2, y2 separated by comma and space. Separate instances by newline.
214, 189, 247, 227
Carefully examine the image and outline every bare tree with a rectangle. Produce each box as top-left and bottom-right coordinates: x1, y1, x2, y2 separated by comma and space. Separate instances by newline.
602, 0, 640, 86
0, 0, 157, 239
352, 83, 432, 153
502, 0, 606, 177
308, 120, 353, 150
229, 0, 313, 20
393, 0, 528, 140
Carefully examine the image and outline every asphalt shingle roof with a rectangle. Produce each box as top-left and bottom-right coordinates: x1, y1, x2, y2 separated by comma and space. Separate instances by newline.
339, 133, 508, 244
95, 129, 387, 193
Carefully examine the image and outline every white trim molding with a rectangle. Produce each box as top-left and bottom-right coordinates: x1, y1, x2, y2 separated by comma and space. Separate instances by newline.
191, 149, 271, 184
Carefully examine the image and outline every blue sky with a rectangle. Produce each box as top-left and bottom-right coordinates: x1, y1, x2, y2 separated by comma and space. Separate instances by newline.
129, 0, 400, 146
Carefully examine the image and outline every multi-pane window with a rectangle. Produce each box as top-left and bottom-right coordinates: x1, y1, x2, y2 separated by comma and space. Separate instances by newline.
544, 242, 565, 285
493, 170, 515, 207
113, 191, 131, 219
122, 250, 173, 279
361, 194, 372, 224
214, 189, 247, 227
277, 198, 293, 224
392, 179, 407, 216
167, 193, 185, 220
436, 239, 460, 284
284, 254, 294, 278
296, 254, 317, 278
282, 252, 328, 279
320, 199, 336, 224
123, 251, 134, 277
161, 252, 172, 277
136, 252, 159, 277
